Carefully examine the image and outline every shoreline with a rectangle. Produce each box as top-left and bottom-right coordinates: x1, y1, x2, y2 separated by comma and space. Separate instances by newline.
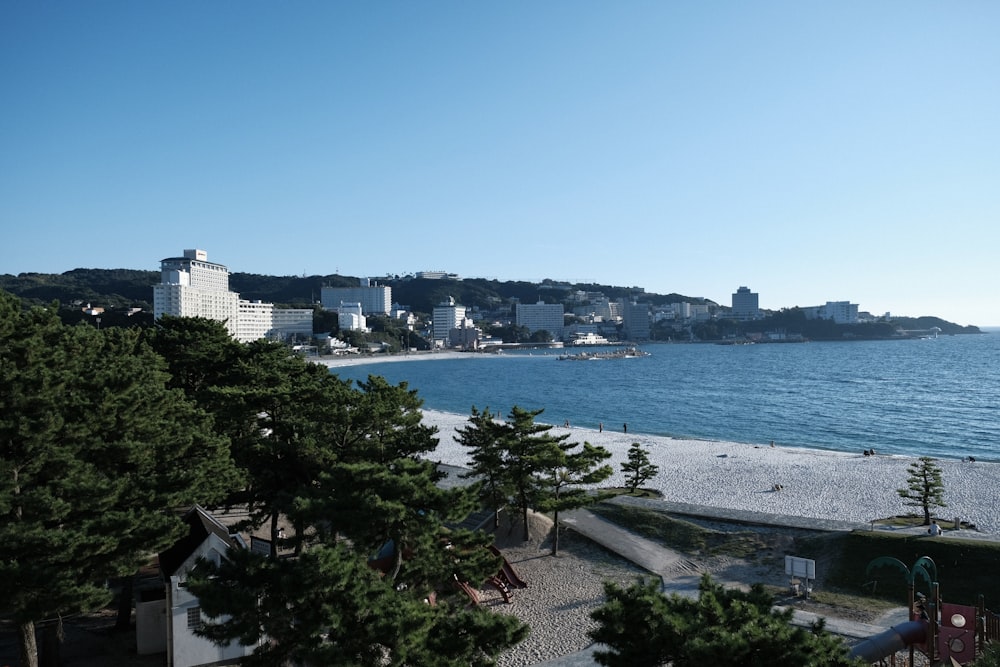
311, 354, 999, 533
421, 409, 1000, 534
311, 350, 472, 368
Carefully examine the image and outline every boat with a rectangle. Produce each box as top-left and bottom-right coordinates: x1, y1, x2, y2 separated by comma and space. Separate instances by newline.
567, 332, 613, 346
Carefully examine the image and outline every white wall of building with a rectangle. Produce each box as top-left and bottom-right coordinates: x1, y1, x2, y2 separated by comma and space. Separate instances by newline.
154, 249, 312, 343
433, 298, 466, 342
166, 535, 254, 667
338, 302, 367, 331
321, 284, 391, 315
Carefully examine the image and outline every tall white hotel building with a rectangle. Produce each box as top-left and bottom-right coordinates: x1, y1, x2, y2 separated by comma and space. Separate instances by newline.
153, 249, 312, 343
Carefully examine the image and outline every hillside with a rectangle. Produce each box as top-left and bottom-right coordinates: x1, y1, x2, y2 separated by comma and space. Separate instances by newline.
0, 268, 982, 337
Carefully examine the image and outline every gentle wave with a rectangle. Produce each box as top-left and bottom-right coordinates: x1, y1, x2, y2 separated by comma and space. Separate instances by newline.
331, 334, 1000, 462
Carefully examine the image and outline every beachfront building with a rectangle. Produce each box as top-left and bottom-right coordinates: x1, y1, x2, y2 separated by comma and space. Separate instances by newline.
803, 301, 860, 324
448, 317, 481, 350
154, 250, 239, 334
432, 297, 466, 344
415, 270, 461, 280
320, 279, 392, 315
731, 286, 761, 321
621, 301, 651, 341
515, 300, 565, 341
337, 302, 367, 332
153, 249, 313, 343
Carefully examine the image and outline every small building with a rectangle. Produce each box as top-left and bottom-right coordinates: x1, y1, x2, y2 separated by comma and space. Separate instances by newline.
136, 506, 256, 667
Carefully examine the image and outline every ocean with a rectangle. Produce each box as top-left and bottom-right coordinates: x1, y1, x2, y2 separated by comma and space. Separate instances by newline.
330, 333, 1000, 462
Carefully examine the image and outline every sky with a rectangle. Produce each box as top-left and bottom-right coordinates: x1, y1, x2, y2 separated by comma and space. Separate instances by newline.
2, 2, 998, 326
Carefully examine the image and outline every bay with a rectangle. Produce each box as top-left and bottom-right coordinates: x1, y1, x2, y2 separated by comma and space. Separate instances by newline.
330, 333, 1000, 462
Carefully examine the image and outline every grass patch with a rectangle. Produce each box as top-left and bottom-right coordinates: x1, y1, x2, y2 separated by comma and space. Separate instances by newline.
588, 501, 1000, 614
588, 502, 770, 558
762, 585, 899, 616
599, 487, 664, 499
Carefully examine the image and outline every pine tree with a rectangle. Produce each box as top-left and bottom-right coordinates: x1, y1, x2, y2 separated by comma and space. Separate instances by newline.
536, 441, 613, 555
897, 456, 946, 525
503, 406, 570, 542
455, 406, 512, 528
621, 442, 660, 494
589, 574, 863, 667
0, 292, 238, 667
186, 362, 528, 664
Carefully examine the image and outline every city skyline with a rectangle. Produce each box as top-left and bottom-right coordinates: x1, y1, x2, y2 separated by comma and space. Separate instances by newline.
2, 3, 998, 326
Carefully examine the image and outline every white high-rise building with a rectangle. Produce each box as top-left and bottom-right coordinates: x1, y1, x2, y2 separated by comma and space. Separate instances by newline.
154, 250, 240, 335
153, 249, 312, 343
432, 297, 466, 343
321, 279, 391, 315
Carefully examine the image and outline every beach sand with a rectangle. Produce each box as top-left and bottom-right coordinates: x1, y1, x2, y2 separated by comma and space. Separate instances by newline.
317, 352, 999, 533
423, 409, 1000, 534
317, 354, 1000, 665
425, 406, 1000, 666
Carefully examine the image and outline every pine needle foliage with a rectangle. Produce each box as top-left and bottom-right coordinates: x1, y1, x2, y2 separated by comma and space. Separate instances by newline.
897, 456, 946, 526
589, 574, 864, 667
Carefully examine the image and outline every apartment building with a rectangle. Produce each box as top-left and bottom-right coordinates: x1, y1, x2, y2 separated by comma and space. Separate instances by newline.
432, 297, 466, 343
731, 286, 761, 321
515, 301, 565, 340
321, 279, 392, 315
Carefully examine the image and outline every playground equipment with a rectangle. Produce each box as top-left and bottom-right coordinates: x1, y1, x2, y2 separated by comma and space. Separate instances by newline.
850, 555, 1000, 665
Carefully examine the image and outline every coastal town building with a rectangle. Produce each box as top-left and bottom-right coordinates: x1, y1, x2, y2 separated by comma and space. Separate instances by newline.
415, 270, 461, 280
337, 302, 367, 332
321, 279, 392, 315
448, 317, 482, 350
432, 297, 466, 343
802, 301, 860, 324
153, 249, 312, 343
515, 300, 565, 341
620, 301, 651, 340
731, 286, 761, 320
136, 506, 255, 667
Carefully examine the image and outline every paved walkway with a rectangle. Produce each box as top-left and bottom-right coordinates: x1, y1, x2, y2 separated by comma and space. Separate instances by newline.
539, 502, 904, 667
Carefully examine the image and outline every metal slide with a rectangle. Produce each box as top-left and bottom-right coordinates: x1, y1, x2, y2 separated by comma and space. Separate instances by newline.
848, 620, 927, 663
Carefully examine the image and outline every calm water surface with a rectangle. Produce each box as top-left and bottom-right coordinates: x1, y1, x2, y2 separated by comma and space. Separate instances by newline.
332, 334, 1000, 462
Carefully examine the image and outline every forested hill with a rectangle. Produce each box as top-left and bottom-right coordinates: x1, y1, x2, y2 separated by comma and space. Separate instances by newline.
0, 268, 982, 335
0, 268, 705, 314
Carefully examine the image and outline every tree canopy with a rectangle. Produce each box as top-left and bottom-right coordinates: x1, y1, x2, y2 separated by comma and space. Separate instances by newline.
589, 575, 863, 667
897, 456, 947, 525
0, 292, 238, 667
621, 442, 660, 493
457, 405, 611, 550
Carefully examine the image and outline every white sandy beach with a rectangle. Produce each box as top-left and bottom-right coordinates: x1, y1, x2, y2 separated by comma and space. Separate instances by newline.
429, 405, 1000, 666
316, 354, 1000, 666
420, 409, 1000, 535
315, 353, 1000, 533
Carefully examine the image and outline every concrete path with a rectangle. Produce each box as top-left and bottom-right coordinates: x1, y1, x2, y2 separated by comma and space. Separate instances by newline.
541, 505, 907, 667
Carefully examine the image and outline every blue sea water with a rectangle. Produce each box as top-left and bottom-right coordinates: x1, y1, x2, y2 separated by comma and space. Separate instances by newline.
331, 334, 1000, 462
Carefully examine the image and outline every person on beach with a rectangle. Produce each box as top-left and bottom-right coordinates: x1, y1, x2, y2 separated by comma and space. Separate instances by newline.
623, 423, 627, 434
599, 422, 603, 433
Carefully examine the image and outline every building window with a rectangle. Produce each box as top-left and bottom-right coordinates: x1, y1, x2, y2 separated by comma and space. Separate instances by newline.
187, 606, 203, 630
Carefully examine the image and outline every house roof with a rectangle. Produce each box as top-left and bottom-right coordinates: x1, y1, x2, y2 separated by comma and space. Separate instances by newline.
158, 505, 239, 578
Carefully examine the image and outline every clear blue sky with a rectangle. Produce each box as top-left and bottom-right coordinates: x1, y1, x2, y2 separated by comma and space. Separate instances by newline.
2, 2, 998, 325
